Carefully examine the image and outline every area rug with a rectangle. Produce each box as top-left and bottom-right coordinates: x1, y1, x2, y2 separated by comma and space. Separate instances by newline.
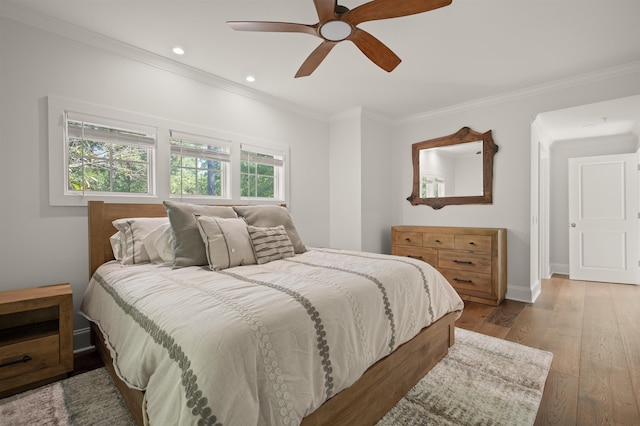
0, 328, 552, 426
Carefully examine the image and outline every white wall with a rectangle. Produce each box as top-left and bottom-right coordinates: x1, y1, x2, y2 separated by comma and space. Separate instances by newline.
361, 113, 392, 253
549, 135, 638, 274
391, 70, 640, 302
0, 17, 331, 347
329, 112, 362, 250
328, 110, 393, 253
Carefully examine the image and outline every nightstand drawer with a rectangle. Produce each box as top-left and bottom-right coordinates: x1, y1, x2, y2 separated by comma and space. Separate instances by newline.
0, 334, 60, 381
438, 250, 491, 274
392, 246, 438, 266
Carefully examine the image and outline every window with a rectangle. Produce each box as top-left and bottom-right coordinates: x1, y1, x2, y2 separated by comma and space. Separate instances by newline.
65, 112, 156, 195
240, 145, 285, 200
49, 96, 289, 206
170, 131, 231, 198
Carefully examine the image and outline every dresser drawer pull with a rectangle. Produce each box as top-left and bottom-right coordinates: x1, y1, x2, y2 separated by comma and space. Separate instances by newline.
453, 278, 473, 283
468, 242, 476, 245
404, 238, 412, 242
434, 239, 441, 243
0, 355, 32, 368
407, 255, 423, 259
453, 259, 473, 264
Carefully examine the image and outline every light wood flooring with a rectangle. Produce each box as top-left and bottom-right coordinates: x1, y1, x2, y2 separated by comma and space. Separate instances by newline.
456, 275, 640, 425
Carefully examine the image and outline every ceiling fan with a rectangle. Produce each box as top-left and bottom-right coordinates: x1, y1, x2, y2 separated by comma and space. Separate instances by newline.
227, 0, 452, 78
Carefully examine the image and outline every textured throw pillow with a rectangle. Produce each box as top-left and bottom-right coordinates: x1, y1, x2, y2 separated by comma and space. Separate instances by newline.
247, 225, 295, 265
143, 222, 175, 264
233, 205, 306, 254
112, 217, 169, 265
195, 216, 256, 270
163, 200, 238, 267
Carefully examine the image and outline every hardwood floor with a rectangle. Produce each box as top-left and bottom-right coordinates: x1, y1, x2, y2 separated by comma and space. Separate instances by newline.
456, 275, 640, 425
72, 275, 640, 424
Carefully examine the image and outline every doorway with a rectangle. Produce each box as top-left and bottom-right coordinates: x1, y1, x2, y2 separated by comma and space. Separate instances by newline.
531, 96, 640, 298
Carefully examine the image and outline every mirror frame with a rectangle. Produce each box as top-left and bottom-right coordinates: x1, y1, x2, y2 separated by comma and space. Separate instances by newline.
407, 127, 499, 209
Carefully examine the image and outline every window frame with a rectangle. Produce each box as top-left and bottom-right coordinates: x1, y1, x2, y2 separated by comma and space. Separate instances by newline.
169, 130, 232, 199
240, 143, 287, 202
64, 111, 157, 197
48, 96, 290, 206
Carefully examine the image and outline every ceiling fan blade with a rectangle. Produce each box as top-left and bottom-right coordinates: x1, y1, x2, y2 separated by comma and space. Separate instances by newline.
344, 0, 452, 26
313, 0, 337, 22
348, 28, 401, 72
295, 41, 338, 78
227, 21, 317, 36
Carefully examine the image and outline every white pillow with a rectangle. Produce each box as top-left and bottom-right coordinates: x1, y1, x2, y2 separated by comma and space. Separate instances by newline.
110, 232, 123, 261
143, 222, 175, 264
112, 217, 169, 265
196, 216, 256, 270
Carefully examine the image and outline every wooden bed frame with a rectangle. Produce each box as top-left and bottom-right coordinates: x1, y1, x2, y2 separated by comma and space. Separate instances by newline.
87, 200, 458, 426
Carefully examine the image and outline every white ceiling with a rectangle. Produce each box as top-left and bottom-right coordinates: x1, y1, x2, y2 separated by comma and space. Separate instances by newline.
3, 0, 640, 133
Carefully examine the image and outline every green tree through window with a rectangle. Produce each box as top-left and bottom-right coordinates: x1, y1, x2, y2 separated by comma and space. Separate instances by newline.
240, 149, 284, 199
170, 131, 230, 197
66, 117, 154, 194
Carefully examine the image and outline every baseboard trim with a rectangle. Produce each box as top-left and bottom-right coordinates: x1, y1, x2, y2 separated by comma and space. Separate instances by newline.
505, 282, 539, 304
73, 327, 94, 354
550, 263, 570, 276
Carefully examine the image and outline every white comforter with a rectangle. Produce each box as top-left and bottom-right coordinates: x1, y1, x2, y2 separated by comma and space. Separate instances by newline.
81, 248, 463, 426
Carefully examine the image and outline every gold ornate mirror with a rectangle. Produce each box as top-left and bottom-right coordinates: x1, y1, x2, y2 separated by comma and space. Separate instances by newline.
407, 127, 498, 209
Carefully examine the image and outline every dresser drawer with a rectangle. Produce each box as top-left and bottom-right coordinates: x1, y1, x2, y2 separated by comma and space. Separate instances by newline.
391, 226, 506, 306
393, 231, 423, 247
0, 334, 60, 381
422, 233, 454, 249
392, 246, 437, 266
438, 250, 492, 274
454, 235, 492, 252
439, 268, 492, 295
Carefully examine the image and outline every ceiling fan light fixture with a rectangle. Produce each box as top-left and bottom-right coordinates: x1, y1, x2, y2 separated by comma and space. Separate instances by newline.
319, 20, 352, 41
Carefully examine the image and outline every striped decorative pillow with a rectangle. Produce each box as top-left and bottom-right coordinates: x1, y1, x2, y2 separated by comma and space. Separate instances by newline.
248, 225, 295, 264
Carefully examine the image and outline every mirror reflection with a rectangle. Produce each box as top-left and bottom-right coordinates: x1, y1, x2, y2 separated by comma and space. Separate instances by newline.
407, 127, 498, 209
419, 141, 483, 198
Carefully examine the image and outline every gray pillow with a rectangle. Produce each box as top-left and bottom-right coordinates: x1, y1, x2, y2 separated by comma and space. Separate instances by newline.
163, 200, 237, 267
233, 205, 306, 254
195, 216, 256, 270
247, 225, 295, 265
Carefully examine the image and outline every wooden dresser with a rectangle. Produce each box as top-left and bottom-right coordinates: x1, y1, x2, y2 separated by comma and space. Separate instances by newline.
0, 283, 73, 398
392, 226, 507, 306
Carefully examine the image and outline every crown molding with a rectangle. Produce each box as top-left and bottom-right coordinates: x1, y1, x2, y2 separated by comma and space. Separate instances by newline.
0, 2, 330, 123
328, 107, 393, 126
394, 61, 640, 126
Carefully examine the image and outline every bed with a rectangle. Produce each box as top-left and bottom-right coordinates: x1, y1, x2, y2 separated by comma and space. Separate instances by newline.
82, 201, 463, 425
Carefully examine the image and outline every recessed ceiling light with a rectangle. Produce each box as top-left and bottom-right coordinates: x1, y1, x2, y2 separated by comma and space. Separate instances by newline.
245, 75, 256, 83
172, 47, 185, 55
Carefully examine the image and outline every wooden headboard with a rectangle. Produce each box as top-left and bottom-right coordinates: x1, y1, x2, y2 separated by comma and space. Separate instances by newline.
88, 201, 168, 277
87, 200, 288, 277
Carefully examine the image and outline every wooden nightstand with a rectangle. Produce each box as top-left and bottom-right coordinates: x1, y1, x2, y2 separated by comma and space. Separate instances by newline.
0, 283, 73, 398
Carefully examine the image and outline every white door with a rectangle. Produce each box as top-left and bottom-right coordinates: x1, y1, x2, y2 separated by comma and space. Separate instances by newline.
569, 153, 639, 284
